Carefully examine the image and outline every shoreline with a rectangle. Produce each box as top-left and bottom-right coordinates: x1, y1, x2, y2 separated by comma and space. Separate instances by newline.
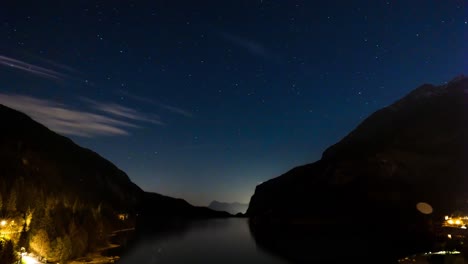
69, 252, 120, 264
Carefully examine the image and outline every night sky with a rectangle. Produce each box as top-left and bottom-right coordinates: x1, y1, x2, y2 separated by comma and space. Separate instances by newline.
0, 1, 466, 206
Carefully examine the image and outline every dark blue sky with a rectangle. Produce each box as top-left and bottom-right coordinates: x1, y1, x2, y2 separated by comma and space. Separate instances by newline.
0, 1, 466, 205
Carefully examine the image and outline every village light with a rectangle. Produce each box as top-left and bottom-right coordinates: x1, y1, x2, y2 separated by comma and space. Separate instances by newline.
22, 255, 40, 264
0, 220, 6, 226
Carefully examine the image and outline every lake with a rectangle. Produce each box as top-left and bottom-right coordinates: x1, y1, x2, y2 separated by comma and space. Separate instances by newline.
119, 218, 289, 264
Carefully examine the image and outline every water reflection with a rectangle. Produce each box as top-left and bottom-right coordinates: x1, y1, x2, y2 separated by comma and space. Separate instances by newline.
119, 218, 289, 264
248, 219, 371, 264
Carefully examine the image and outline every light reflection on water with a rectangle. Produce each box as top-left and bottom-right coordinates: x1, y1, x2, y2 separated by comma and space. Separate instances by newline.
119, 218, 289, 264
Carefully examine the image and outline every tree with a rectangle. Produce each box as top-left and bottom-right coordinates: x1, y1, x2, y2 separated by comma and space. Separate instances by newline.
25, 207, 34, 231
72, 198, 80, 214
30, 229, 50, 258
0, 239, 17, 264
50, 235, 72, 262
69, 220, 88, 258
6, 189, 16, 215
17, 224, 28, 252
45, 196, 56, 214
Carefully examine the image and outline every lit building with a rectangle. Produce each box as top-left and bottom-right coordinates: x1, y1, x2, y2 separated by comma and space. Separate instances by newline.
443, 216, 468, 229
117, 213, 128, 221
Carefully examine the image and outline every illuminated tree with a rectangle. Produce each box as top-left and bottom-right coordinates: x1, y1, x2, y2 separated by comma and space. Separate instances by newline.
50, 235, 72, 262
25, 207, 34, 230
45, 197, 56, 214
30, 229, 50, 258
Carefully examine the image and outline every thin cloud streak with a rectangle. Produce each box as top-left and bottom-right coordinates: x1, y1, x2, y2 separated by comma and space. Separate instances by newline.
158, 103, 193, 118
0, 55, 67, 80
220, 32, 271, 59
118, 90, 193, 118
39, 58, 80, 74
82, 98, 165, 125
0, 93, 160, 137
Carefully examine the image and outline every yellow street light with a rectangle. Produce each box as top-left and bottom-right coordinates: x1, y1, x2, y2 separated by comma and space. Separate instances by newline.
0, 220, 6, 226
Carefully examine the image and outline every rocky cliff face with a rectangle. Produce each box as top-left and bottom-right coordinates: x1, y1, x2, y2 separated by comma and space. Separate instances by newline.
247, 76, 468, 261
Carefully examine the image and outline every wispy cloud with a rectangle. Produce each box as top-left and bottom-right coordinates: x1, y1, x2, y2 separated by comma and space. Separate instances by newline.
118, 90, 193, 118
118, 90, 156, 105
82, 98, 165, 125
158, 103, 193, 118
0, 93, 160, 137
39, 58, 80, 74
0, 55, 67, 80
220, 32, 271, 59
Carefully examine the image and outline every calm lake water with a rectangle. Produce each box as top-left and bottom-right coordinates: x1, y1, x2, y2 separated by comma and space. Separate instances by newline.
119, 218, 289, 264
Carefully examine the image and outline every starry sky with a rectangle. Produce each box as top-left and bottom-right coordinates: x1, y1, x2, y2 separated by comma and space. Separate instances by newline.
0, 1, 466, 206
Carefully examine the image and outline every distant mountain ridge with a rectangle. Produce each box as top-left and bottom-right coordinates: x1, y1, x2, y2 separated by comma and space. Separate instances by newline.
208, 200, 248, 214
247, 75, 468, 262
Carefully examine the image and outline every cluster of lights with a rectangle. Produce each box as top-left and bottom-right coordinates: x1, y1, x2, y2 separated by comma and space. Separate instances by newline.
398, 251, 461, 262
444, 216, 468, 229
423, 250, 461, 256
0, 219, 18, 240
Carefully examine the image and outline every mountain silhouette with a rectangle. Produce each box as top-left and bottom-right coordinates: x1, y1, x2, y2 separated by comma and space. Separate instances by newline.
208, 200, 248, 214
247, 75, 468, 262
0, 104, 228, 261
